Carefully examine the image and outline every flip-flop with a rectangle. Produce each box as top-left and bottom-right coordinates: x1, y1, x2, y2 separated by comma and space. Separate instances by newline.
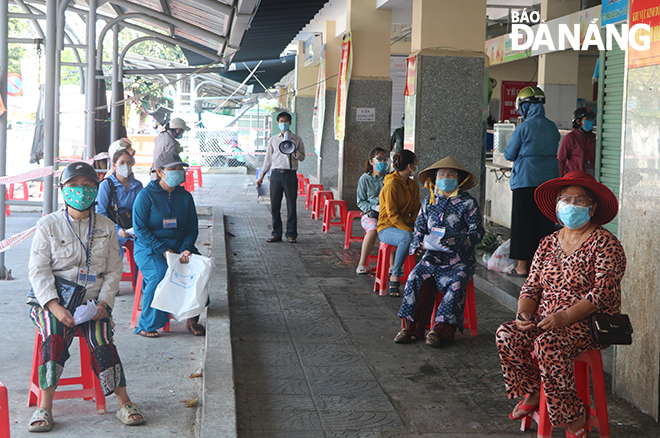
506, 269, 528, 278
356, 265, 368, 274
267, 236, 282, 243
28, 408, 53, 432
136, 330, 159, 338
287, 237, 297, 243
508, 395, 539, 420
116, 401, 145, 426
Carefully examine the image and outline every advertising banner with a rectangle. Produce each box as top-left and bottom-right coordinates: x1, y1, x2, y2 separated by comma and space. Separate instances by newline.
629, 0, 660, 69
601, 0, 628, 26
312, 45, 326, 155
334, 31, 353, 142
500, 81, 536, 122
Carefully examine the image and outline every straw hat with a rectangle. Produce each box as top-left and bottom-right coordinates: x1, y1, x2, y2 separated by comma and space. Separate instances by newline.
417, 156, 478, 190
534, 171, 618, 225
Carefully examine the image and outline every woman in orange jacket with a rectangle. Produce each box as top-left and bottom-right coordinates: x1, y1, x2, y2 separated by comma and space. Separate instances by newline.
377, 150, 421, 296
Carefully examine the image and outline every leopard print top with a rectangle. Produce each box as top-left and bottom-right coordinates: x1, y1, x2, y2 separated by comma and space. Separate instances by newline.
520, 226, 626, 318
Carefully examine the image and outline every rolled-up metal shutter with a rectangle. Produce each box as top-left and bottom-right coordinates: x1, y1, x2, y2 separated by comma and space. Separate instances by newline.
595, 35, 625, 237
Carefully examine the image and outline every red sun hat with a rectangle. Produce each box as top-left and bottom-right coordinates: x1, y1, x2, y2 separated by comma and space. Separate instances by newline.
534, 171, 619, 225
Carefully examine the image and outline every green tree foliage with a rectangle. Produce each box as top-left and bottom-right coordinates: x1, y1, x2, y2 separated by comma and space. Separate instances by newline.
8, 11, 30, 74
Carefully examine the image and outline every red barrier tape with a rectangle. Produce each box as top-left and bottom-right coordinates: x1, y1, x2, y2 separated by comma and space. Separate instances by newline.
0, 226, 36, 254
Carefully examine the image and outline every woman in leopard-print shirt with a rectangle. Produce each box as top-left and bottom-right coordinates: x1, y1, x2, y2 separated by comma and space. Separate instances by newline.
496, 172, 626, 438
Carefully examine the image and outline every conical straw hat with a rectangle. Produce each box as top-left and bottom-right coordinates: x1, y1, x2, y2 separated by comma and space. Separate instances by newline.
417, 156, 477, 190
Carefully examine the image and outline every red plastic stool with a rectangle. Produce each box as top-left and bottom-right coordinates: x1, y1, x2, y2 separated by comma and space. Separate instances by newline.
373, 242, 416, 296
121, 240, 138, 290
8, 182, 29, 200
311, 190, 334, 220
344, 211, 364, 249
190, 165, 203, 188
322, 199, 347, 232
0, 380, 9, 437
305, 184, 323, 210
427, 278, 478, 336
520, 349, 610, 438
298, 177, 309, 196
130, 270, 170, 332
184, 170, 195, 192
27, 329, 106, 414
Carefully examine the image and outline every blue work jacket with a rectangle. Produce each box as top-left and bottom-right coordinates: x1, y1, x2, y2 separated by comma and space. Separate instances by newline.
504, 103, 560, 190
132, 180, 199, 261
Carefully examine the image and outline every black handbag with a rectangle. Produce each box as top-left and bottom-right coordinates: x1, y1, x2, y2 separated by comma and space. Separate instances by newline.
27, 212, 96, 313
26, 276, 88, 313
106, 180, 133, 229
589, 313, 633, 345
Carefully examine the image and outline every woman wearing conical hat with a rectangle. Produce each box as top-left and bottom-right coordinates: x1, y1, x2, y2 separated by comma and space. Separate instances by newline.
394, 156, 485, 347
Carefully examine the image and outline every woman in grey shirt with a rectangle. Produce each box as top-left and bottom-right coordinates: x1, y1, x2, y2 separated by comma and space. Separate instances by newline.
355, 147, 390, 274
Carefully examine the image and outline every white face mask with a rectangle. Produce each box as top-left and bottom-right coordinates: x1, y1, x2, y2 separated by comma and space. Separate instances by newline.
117, 164, 132, 178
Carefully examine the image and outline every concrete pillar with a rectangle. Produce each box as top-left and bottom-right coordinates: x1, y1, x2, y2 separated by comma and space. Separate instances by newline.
317, 20, 340, 189
338, 0, 392, 209
536, 0, 581, 129
294, 40, 319, 178
406, 0, 487, 203
615, 66, 660, 419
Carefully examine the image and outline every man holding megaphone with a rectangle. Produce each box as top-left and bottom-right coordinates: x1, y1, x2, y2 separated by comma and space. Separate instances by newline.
257, 112, 306, 243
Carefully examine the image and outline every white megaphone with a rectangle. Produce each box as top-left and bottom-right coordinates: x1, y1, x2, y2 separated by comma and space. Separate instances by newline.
279, 131, 296, 155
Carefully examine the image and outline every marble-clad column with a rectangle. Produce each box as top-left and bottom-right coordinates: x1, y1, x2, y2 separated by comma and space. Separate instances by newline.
614, 65, 660, 420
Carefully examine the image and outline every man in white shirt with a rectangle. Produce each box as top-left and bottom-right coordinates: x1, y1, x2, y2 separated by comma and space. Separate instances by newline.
256, 112, 305, 243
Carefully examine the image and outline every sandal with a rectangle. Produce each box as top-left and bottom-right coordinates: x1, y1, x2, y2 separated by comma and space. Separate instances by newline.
28, 408, 53, 432
508, 395, 539, 420
116, 401, 145, 426
356, 265, 368, 274
187, 323, 206, 336
388, 280, 401, 297
137, 330, 159, 338
506, 269, 528, 278
565, 411, 589, 438
287, 237, 297, 243
267, 236, 282, 243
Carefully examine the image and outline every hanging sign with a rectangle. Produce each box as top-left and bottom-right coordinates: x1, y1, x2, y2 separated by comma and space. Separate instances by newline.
629, 0, 660, 69
334, 31, 353, 141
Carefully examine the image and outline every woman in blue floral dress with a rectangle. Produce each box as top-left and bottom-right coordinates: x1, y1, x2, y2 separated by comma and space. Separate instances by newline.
394, 156, 485, 347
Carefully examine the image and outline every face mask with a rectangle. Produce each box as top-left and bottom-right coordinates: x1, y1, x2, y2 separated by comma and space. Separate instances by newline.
409, 165, 418, 176
436, 178, 458, 193
582, 120, 594, 132
164, 170, 185, 188
278, 122, 290, 132
374, 162, 388, 173
519, 103, 529, 119
62, 186, 98, 211
176, 129, 184, 139
556, 201, 591, 230
116, 164, 132, 178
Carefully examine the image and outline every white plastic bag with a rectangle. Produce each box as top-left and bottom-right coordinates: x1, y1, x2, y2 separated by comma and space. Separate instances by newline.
151, 252, 212, 321
486, 239, 516, 273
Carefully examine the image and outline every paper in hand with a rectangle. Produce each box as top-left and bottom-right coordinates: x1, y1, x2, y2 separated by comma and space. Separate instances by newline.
125, 228, 136, 237
73, 300, 98, 325
257, 183, 268, 198
423, 235, 451, 253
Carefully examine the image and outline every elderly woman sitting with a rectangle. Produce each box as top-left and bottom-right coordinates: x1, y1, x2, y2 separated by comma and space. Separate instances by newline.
496, 171, 626, 438
394, 156, 484, 347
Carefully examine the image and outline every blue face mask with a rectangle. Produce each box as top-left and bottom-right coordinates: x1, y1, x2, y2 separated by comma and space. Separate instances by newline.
278, 122, 290, 132
436, 178, 458, 193
557, 201, 591, 229
374, 162, 388, 174
582, 120, 594, 132
519, 103, 529, 119
164, 170, 185, 188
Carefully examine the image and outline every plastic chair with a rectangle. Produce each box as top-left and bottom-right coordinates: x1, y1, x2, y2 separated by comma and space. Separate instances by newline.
373, 242, 416, 296
130, 270, 170, 332
427, 278, 478, 336
344, 211, 364, 249
305, 184, 323, 210
28, 329, 106, 414
184, 170, 195, 192
189, 165, 203, 188
311, 190, 334, 220
121, 240, 138, 290
322, 199, 347, 232
7, 182, 29, 200
520, 349, 610, 438
0, 380, 9, 437
298, 177, 310, 196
